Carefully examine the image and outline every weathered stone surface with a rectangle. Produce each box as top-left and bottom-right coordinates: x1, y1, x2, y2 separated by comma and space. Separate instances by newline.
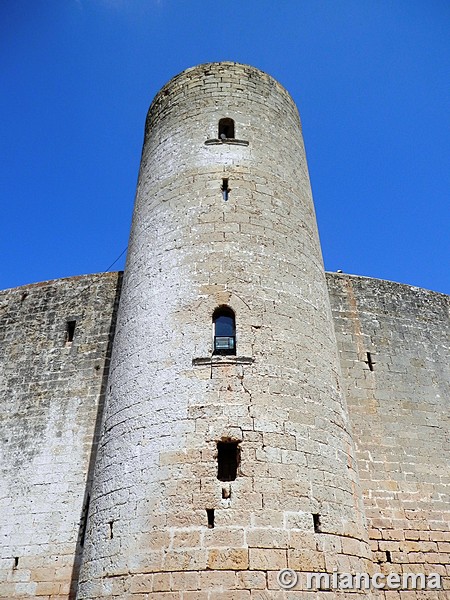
1, 62, 449, 599
0, 272, 122, 598
327, 273, 450, 598
76, 62, 370, 599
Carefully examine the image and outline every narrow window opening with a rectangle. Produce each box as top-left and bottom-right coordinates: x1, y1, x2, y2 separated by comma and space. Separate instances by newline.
206, 509, 215, 529
13, 557, 19, 570
108, 520, 114, 539
386, 550, 392, 563
66, 320, 76, 344
80, 494, 90, 547
213, 306, 236, 355
222, 486, 231, 499
218, 118, 235, 140
366, 352, 375, 371
217, 441, 240, 482
221, 178, 230, 201
313, 513, 322, 533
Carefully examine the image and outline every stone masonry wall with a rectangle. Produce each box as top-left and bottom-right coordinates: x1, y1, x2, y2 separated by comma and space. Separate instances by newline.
3, 62, 449, 600
77, 62, 372, 598
0, 272, 121, 599
327, 273, 449, 598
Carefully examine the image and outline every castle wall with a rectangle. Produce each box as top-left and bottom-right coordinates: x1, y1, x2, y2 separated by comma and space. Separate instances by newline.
0, 272, 121, 599
1, 60, 448, 599
327, 273, 450, 597
0, 270, 448, 598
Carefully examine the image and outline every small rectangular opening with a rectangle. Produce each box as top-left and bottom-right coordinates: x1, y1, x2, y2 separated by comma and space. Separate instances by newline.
13, 557, 19, 570
366, 352, 374, 371
219, 118, 235, 139
66, 320, 76, 344
217, 441, 240, 482
313, 513, 321, 533
206, 509, 215, 529
108, 520, 114, 539
386, 550, 392, 563
221, 178, 230, 201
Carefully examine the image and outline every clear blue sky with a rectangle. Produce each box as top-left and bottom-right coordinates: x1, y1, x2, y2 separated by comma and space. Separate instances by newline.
1, 0, 449, 294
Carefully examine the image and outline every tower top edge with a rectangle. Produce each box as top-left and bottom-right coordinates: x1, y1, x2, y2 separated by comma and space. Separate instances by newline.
179, 61, 282, 82
149, 61, 297, 113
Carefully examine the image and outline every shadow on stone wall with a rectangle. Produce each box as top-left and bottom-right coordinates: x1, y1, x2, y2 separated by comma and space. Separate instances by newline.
69, 272, 123, 599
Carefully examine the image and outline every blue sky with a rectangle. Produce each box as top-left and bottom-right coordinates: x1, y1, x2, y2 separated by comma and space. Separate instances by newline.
1, 0, 449, 294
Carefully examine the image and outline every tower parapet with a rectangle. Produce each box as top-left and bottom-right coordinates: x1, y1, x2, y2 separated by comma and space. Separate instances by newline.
77, 62, 372, 597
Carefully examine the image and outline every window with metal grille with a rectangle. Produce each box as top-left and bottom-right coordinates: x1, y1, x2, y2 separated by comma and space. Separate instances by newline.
213, 306, 236, 355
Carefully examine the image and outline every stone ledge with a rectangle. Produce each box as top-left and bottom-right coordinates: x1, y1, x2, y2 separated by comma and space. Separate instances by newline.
192, 356, 254, 367
205, 139, 249, 146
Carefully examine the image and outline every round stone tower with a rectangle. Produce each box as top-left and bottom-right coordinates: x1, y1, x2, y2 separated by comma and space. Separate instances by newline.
77, 62, 372, 598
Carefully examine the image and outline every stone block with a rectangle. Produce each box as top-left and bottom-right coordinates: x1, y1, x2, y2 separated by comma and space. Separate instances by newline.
207, 549, 249, 571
